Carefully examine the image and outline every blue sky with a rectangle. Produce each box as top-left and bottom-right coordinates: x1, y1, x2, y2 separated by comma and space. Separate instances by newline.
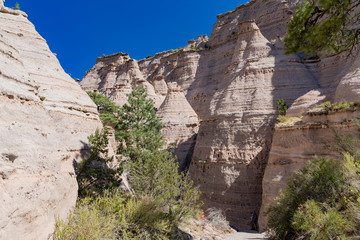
4, 0, 248, 79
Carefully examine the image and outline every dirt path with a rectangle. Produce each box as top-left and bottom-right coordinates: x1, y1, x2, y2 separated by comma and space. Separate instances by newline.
224, 230, 268, 240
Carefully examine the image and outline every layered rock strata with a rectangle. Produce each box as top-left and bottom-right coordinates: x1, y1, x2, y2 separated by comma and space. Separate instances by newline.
0, 6, 101, 239
157, 82, 199, 171
80, 0, 360, 229
81, 53, 164, 108
259, 47, 360, 229
259, 107, 360, 230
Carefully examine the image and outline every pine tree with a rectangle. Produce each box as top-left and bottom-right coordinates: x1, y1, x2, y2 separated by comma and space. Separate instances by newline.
284, 0, 360, 55
76, 128, 122, 198
116, 86, 164, 159
87, 91, 120, 127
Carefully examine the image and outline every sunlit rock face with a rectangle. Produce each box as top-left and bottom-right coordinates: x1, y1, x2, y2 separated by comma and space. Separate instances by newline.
157, 82, 199, 171
81, 53, 164, 108
80, 0, 360, 229
259, 46, 360, 230
0, 6, 102, 239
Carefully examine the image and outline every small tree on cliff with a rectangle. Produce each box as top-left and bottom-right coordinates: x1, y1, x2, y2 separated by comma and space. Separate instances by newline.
284, 0, 360, 55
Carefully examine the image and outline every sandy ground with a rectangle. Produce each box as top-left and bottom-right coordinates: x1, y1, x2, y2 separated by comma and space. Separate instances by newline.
224, 230, 268, 240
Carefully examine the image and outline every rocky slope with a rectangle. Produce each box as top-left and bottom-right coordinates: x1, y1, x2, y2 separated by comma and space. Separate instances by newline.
80, 0, 360, 229
0, 4, 102, 239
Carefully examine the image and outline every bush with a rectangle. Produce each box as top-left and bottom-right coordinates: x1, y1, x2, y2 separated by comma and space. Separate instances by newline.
76, 128, 122, 198
292, 200, 354, 240
266, 156, 360, 239
54, 191, 189, 240
318, 101, 357, 111
276, 99, 287, 116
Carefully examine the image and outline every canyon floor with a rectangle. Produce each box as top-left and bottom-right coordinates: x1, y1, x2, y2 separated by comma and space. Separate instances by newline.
225, 230, 267, 240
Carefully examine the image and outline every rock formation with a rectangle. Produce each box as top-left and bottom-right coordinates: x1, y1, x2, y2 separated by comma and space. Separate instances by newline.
157, 82, 199, 171
0, 5, 102, 239
259, 47, 360, 229
81, 53, 164, 108
80, 0, 360, 229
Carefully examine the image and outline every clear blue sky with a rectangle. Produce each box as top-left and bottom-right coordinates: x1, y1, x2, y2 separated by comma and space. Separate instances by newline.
5, 0, 247, 79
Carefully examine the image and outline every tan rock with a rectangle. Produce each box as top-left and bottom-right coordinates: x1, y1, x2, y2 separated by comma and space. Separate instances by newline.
157, 82, 199, 170
79, 0, 360, 230
259, 108, 360, 230
81, 53, 164, 108
0, 8, 102, 239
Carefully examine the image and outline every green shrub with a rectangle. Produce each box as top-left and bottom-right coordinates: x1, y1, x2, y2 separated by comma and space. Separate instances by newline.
276, 99, 287, 116
76, 128, 122, 198
266, 155, 360, 239
54, 196, 117, 240
318, 101, 356, 111
146, 55, 152, 59
54, 191, 189, 240
292, 200, 354, 240
14, 2, 20, 10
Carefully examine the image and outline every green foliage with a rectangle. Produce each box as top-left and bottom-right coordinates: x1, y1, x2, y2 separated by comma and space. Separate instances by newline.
14, 2, 20, 10
54, 196, 117, 240
54, 191, 190, 240
78, 87, 200, 238
116, 86, 164, 157
87, 91, 120, 126
318, 101, 357, 111
284, 0, 360, 55
127, 149, 200, 224
117, 86, 200, 223
266, 155, 360, 239
146, 55, 152, 59
292, 200, 354, 240
276, 98, 287, 116
76, 128, 122, 198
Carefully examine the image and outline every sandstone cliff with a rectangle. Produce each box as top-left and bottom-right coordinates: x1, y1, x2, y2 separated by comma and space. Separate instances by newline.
157, 82, 199, 171
0, 5, 102, 239
259, 47, 360, 229
80, 0, 360, 229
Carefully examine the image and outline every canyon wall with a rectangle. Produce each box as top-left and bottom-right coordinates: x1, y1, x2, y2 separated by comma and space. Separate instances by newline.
80, 0, 360, 229
259, 47, 360, 229
0, 5, 102, 239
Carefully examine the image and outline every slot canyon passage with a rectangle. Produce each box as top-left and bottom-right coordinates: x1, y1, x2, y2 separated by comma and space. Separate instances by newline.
2, 0, 360, 238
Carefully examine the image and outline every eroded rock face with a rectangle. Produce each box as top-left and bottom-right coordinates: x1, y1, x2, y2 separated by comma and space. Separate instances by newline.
259, 108, 360, 230
157, 82, 199, 171
81, 53, 164, 108
0, 7, 102, 239
259, 47, 360, 230
80, 0, 360, 229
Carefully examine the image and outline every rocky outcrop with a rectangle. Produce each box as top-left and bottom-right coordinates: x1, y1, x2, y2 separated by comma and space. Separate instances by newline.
259, 107, 360, 230
81, 53, 164, 108
0, 5, 102, 239
259, 47, 360, 229
80, 0, 360, 229
157, 82, 199, 171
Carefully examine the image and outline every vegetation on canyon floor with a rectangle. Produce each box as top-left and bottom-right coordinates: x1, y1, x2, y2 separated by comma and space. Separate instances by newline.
266, 122, 360, 239
54, 87, 200, 239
